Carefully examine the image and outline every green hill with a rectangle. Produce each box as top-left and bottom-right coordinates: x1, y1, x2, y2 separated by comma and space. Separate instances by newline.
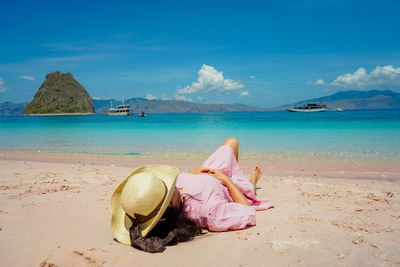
23, 71, 94, 114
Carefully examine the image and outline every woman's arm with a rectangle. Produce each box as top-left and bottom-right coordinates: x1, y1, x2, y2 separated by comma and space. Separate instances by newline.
190, 167, 210, 174
208, 169, 250, 206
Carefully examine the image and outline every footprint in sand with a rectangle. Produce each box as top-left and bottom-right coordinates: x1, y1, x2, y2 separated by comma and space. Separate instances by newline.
39, 258, 58, 267
73, 250, 105, 266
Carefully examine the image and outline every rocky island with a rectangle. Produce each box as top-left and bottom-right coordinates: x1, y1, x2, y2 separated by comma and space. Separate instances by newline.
23, 71, 94, 115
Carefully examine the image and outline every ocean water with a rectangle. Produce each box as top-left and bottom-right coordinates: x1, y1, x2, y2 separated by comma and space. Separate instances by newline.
1, 110, 400, 162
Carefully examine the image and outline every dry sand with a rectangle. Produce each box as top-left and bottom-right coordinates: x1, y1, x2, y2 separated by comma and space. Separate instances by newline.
0, 153, 399, 266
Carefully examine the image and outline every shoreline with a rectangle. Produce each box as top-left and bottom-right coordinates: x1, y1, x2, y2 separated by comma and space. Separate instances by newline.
1, 149, 399, 181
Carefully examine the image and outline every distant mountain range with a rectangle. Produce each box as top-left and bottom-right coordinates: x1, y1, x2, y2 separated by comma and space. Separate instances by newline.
282, 90, 400, 110
1, 89, 399, 116
0, 101, 28, 116
93, 98, 266, 114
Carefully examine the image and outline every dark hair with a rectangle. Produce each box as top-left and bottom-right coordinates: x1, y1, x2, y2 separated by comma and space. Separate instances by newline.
129, 198, 203, 253
148, 198, 202, 242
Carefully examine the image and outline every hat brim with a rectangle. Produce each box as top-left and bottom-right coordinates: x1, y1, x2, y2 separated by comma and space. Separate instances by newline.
110, 165, 179, 245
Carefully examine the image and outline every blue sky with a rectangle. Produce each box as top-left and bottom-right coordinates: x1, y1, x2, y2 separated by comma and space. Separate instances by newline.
1, 0, 400, 108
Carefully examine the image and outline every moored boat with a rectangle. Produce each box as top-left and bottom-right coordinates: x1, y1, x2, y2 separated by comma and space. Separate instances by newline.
107, 100, 132, 116
287, 102, 327, 112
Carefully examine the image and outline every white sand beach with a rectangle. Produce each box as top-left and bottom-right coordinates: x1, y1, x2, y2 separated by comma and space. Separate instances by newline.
0, 153, 399, 266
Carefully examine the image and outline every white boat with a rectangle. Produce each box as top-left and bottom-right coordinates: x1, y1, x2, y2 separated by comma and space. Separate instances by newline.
107, 100, 132, 116
336, 108, 344, 112
287, 102, 328, 112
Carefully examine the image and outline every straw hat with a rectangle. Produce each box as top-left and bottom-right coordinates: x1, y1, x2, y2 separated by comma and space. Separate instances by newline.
110, 165, 179, 245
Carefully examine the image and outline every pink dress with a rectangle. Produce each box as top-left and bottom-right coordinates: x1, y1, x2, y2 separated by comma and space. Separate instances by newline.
176, 146, 274, 232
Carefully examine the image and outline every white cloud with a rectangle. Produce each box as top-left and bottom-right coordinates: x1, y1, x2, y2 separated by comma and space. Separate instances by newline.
175, 94, 187, 101
306, 79, 325, 85
239, 90, 250, 97
0, 77, 8, 93
145, 93, 158, 100
196, 96, 204, 102
250, 75, 255, 79
19, 75, 35, 81
330, 65, 400, 89
177, 64, 244, 95
174, 94, 193, 102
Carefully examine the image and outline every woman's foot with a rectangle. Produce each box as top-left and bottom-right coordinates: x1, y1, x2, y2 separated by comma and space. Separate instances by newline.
250, 166, 262, 195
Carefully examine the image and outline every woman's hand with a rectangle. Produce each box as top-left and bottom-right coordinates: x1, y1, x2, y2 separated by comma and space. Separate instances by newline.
190, 167, 210, 174
208, 169, 229, 183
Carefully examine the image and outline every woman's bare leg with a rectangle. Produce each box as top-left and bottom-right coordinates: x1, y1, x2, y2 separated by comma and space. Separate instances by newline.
222, 137, 239, 162
221, 138, 261, 195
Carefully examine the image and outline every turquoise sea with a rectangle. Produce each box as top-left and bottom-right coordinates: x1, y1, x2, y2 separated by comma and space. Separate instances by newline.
1, 110, 400, 163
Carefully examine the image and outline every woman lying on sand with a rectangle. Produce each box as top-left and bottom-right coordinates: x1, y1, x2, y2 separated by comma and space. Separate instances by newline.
110, 138, 274, 253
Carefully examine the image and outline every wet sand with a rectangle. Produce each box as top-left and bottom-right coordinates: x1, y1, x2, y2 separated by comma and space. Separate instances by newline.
0, 152, 399, 266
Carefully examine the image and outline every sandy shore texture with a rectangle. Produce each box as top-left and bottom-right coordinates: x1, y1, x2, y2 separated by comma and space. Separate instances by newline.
0, 152, 399, 266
